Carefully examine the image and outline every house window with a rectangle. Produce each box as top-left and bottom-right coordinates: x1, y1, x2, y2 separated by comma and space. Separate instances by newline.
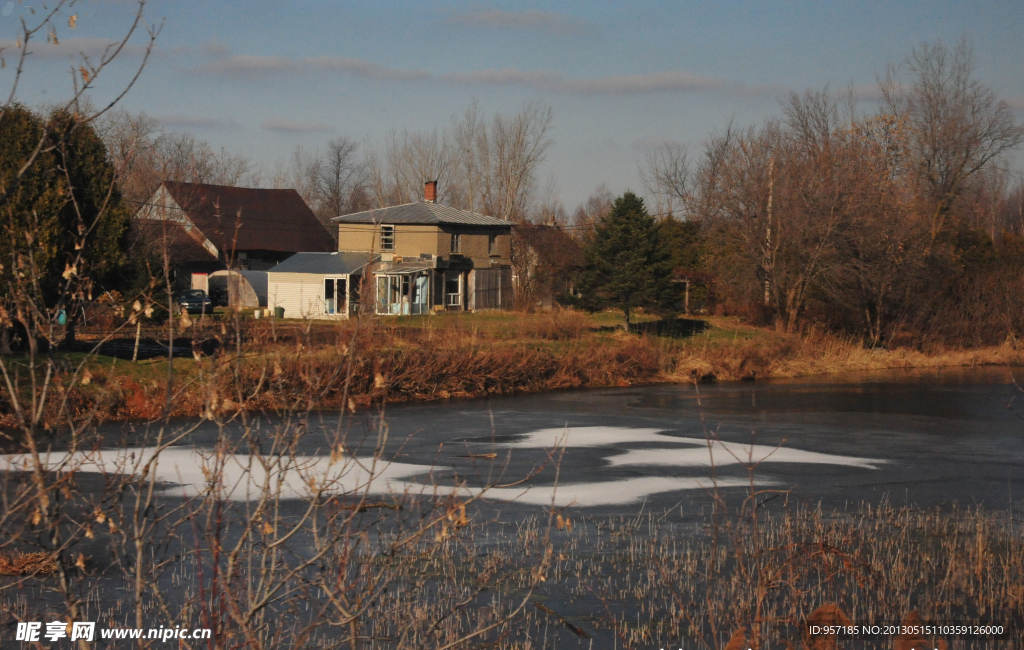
488, 233, 498, 256
450, 232, 461, 254
380, 225, 395, 252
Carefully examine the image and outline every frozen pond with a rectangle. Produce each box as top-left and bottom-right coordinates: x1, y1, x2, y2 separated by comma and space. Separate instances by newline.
8, 364, 1021, 516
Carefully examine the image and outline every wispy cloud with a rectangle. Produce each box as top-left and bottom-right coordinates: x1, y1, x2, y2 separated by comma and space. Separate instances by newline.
262, 118, 334, 133
439, 68, 562, 87
193, 55, 298, 77
557, 71, 736, 95
199, 39, 230, 58
190, 51, 781, 98
156, 114, 238, 129
444, 8, 589, 35
307, 56, 429, 81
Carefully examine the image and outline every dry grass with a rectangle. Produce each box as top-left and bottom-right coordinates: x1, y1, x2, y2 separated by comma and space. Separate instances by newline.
11, 311, 1022, 428
562, 502, 1023, 648
0, 552, 56, 576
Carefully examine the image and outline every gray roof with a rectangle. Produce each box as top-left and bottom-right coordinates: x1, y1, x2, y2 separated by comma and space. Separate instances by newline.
268, 252, 373, 275
332, 202, 512, 228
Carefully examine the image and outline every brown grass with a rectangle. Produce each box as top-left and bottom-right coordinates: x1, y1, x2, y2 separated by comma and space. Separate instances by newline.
0, 552, 56, 576
9, 311, 1023, 428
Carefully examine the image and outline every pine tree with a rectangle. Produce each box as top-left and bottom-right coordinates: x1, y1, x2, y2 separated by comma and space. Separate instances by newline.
577, 191, 677, 324
0, 106, 131, 350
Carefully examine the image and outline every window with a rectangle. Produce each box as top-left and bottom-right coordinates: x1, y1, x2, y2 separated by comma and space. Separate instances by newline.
380, 225, 395, 251
488, 233, 498, 256
450, 232, 461, 254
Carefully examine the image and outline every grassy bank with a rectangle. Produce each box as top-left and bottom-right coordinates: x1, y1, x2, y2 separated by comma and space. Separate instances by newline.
4, 310, 1023, 428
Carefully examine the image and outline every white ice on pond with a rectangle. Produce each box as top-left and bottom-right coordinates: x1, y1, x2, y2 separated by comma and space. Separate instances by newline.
0, 448, 436, 501
0, 426, 883, 506
492, 426, 884, 469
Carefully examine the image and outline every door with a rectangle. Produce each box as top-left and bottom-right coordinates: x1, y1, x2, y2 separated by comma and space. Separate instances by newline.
324, 278, 347, 315
324, 278, 336, 314
445, 271, 462, 309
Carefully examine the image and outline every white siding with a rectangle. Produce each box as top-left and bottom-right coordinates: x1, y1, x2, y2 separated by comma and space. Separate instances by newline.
267, 272, 350, 320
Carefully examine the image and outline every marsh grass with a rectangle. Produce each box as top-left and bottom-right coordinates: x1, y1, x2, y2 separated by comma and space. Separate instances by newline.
553, 502, 1022, 649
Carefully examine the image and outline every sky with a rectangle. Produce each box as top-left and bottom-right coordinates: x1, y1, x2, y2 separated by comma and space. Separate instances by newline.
2, 0, 1022, 210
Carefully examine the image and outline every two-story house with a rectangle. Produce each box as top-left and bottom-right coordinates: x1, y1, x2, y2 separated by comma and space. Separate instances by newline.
332, 182, 513, 315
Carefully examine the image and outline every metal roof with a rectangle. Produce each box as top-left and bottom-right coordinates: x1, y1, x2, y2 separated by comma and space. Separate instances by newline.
268, 252, 373, 275
160, 181, 336, 254
332, 202, 512, 228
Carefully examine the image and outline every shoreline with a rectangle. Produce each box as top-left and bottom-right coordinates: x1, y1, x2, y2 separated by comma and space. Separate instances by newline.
4, 315, 1023, 428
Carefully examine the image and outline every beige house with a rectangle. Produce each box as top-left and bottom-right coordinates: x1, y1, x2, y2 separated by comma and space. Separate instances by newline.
332, 182, 513, 315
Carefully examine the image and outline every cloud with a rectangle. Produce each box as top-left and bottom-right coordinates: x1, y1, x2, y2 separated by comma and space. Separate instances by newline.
189, 50, 780, 98
193, 55, 299, 77
439, 68, 562, 87
557, 71, 734, 95
307, 56, 429, 81
200, 39, 229, 58
444, 8, 588, 34
156, 114, 238, 129
262, 118, 334, 133
1006, 96, 1024, 112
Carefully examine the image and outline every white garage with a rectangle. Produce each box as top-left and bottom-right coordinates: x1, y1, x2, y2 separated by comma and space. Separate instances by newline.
267, 252, 373, 320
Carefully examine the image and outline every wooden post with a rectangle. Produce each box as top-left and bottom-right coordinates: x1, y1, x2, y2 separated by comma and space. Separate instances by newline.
684, 277, 690, 315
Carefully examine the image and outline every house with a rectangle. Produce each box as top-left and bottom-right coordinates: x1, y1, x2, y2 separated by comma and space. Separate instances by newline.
332, 181, 513, 315
266, 252, 372, 320
132, 181, 335, 295
514, 223, 584, 310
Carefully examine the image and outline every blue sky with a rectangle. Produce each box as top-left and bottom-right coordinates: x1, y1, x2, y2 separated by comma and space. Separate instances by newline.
3, 0, 1022, 208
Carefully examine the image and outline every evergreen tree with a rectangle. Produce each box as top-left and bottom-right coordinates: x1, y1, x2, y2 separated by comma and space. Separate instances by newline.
0, 106, 131, 350
577, 191, 677, 323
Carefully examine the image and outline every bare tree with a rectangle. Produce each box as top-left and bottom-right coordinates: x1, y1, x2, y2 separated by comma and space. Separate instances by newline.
485, 101, 554, 222
569, 184, 614, 241
880, 37, 1024, 239
366, 128, 452, 207
640, 142, 692, 217
313, 136, 365, 218
365, 100, 555, 225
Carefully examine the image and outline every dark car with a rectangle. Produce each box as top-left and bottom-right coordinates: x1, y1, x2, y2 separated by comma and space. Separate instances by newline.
177, 289, 213, 315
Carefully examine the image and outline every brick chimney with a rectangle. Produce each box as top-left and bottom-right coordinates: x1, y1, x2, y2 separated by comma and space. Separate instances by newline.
424, 180, 437, 203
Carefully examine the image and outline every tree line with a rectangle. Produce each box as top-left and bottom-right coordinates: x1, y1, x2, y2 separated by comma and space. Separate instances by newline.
637, 39, 1024, 347
4, 36, 1022, 348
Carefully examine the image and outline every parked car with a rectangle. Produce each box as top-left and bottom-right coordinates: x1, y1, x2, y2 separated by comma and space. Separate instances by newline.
177, 289, 213, 315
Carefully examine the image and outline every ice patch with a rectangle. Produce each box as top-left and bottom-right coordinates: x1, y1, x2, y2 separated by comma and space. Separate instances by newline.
490, 426, 884, 470
609, 441, 884, 470
452, 476, 754, 507
0, 448, 435, 501
492, 426, 699, 448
